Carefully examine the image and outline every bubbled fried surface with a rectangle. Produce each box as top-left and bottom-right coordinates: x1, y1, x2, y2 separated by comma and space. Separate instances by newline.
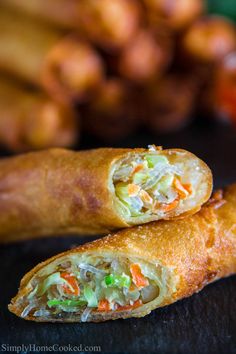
9, 184, 236, 322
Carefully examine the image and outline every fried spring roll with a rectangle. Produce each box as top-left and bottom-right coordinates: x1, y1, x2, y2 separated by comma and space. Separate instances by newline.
75, 0, 141, 51
0, 6, 104, 103
144, 0, 204, 31
0, 146, 212, 242
182, 16, 236, 64
2, 0, 140, 51
9, 185, 236, 322
82, 79, 139, 142
213, 52, 236, 125
146, 75, 198, 133
117, 30, 171, 83
0, 77, 77, 152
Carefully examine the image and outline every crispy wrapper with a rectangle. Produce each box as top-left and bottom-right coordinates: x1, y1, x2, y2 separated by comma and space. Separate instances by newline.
9, 184, 236, 322
0, 147, 212, 242
0, 76, 78, 152
0, 6, 104, 103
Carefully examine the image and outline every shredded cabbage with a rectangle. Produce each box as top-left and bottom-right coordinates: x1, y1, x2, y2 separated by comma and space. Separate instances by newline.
37, 272, 74, 296
114, 152, 186, 217
25, 256, 166, 319
84, 285, 98, 307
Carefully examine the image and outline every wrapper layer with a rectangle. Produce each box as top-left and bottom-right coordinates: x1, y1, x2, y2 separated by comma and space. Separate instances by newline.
0, 146, 212, 242
9, 184, 236, 322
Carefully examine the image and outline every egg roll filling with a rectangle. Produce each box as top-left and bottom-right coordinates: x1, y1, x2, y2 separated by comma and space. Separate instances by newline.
19, 255, 174, 322
113, 146, 202, 221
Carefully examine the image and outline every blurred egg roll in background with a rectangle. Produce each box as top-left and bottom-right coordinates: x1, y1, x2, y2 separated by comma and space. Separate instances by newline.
0, 75, 78, 152
0, 0, 235, 149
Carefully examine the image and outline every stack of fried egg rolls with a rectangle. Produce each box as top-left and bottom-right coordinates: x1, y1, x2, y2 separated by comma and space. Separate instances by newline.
0, 146, 212, 242
0, 6, 104, 103
9, 184, 236, 322
0, 76, 77, 152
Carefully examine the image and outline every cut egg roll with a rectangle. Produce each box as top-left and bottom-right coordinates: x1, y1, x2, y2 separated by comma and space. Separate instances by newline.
9, 184, 236, 322
0, 146, 212, 242
0, 6, 104, 103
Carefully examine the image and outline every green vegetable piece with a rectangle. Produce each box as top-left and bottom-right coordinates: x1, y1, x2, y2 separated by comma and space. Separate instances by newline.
145, 155, 169, 168
158, 174, 174, 193
104, 274, 115, 286
84, 285, 98, 307
115, 182, 129, 199
133, 172, 147, 184
104, 273, 131, 288
47, 299, 86, 308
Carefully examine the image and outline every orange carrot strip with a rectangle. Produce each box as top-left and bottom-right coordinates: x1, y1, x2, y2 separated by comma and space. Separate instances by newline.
183, 183, 192, 194
133, 164, 144, 174
161, 199, 179, 212
130, 264, 149, 289
60, 272, 80, 296
128, 184, 140, 197
174, 178, 189, 199
98, 299, 110, 312
117, 299, 142, 312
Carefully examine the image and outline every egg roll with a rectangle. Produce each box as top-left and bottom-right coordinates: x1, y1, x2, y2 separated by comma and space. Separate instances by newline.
182, 16, 236, 64
143, 0, 204, 31
0, 146, 212, 242
213, 52, 236, 125
2, 0, 140, 51
82, 79, 139, 142
9, 184, 236, 322
0, 6, 104, 103
0, 77, 78, 152
117, 30, 171, 83
146, 75, 198, 133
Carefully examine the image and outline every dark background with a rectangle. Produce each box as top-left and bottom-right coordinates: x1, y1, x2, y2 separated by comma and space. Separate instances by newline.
1, 119, 236, 354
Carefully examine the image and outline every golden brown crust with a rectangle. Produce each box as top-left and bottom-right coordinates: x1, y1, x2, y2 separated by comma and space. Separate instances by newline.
8, 184, 236, 322
0, 147, 212, 243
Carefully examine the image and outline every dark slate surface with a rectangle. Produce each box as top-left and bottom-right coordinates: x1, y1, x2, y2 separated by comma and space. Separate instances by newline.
0, 120, 236, 354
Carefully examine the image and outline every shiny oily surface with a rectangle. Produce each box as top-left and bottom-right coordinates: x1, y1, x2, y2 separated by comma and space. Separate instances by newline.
2, 122, 236, 353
